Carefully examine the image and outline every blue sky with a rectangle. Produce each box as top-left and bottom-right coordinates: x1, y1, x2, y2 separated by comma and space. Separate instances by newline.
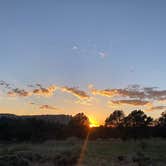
0, 1, 166, 124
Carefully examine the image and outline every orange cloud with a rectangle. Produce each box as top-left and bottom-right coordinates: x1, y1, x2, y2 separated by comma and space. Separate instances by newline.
29, 102, 58, 111
109, 99, 152, 106
39, 104, 58, 110
145, 89, 166, 100
7, 85, 57, 97
145, 106, 166, 112
75, 98, 93, 105
90, 87, 145, 99
7, 88, 32, 97
89, 85, 166, 101
33, 85, 57, 97
158, 99, 166, 104
92, 88, 118, 97
61, 86, 90, 99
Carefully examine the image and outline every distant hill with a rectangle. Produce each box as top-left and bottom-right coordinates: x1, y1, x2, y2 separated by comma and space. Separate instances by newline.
0, 114, 72, 124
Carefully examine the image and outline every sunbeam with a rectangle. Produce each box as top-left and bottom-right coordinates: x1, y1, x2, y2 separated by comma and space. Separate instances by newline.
76, 131, 90, 166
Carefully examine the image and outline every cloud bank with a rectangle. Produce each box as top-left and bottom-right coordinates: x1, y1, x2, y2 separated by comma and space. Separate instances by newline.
1, 81, 166, 112
90, 85, 166, 101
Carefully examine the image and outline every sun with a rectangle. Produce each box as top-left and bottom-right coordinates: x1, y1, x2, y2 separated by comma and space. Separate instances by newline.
89, 123, 99, 128
88, 116, 99, 128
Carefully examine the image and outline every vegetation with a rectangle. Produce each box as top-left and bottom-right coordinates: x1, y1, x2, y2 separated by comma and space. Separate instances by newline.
83, 138, 166, 166
0, 140, 81, 166
105, 110, 153, 128
1, 110, 166, 165
105, 110, 125, 127
0, 138, 166, 165
0, 110, 166, 141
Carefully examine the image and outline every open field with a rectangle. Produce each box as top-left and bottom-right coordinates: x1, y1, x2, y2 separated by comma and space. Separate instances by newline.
0, 138, 166, 166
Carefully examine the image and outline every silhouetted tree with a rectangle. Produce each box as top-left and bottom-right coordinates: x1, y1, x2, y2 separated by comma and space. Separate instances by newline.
68, 113, 90, 138
69, 113, 89, 127
105, 110, 125, 127
145, 116, 153, 126
158, 111, 166, 127
2, 110, 166, 141
123, 110, 153, 127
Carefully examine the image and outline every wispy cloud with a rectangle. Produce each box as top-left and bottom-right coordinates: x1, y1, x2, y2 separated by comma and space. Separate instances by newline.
33, 85, 57, 97
8, 88, 31, 97
7, 85, 57, 97
61, 86, 90, 99
29, 102, 58, 111
145, 106, 166, 112
75, 97, 93, 105
71, 43, 109, 59
39, 104, 58, 110
98, 51, 107, 58
90, 84, 166, 101
109, 99, 152, 106
0, 80, 11, 89
72, 45, 79, 50
90, 86, 145, 99
3, 81, 166, 113
6, 82, 89, 101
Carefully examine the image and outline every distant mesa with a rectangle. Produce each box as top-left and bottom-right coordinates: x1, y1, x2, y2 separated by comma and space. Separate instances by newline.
0, 114, 72, 124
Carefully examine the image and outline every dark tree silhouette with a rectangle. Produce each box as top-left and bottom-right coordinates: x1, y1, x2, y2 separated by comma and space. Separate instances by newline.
69, 113, 89, 127
158, 111, 166, 127
105, 110, 125, 127
145, 116, 153, 126
123, 110, 153, 127
68, 113, 90, 138
1, 110, 166, 141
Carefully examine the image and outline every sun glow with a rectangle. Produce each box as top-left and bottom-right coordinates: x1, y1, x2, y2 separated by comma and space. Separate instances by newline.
89, 116, 99, 128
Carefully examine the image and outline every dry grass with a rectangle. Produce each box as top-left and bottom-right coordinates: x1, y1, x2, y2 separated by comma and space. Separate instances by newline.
0, 138, 166, 166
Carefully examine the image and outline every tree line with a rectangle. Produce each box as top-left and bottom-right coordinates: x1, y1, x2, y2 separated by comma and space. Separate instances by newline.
90, 110, 166, 140
0, 110, 166, 142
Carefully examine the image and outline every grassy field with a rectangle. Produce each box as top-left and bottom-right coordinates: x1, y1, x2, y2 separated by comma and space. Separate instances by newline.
0, 138, 166, 166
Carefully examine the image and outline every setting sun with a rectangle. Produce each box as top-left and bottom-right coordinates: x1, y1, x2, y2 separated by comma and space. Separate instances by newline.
89, 116, 100, 128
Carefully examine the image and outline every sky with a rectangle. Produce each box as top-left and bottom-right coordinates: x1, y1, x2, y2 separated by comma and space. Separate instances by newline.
1, 0, 166, 125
